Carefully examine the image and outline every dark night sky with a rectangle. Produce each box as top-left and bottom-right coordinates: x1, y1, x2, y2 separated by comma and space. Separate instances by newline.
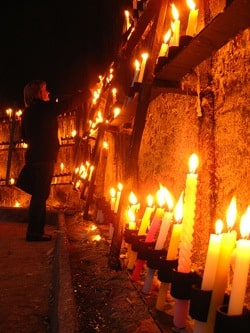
0, 1, 129, 109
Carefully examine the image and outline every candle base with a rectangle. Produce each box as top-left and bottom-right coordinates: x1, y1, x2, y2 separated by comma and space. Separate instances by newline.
179, 35, 193, 49
136, 239, 156, 260
147, 249, 166, 270
189, 287, 212, 322
124, 228, 138, 244
154, 56, 169, 74
170, 270, 201, 300
214, 305, 250, 333
158, 258, 178, 283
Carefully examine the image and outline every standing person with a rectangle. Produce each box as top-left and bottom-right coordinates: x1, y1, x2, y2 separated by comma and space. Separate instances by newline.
17, 80, 71, 241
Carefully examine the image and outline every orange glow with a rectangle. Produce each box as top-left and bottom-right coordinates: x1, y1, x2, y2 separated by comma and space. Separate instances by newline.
226, 196, 237, 231
113, 107, 120, 118
215, 219, 223, 234
189, 153, 199, 173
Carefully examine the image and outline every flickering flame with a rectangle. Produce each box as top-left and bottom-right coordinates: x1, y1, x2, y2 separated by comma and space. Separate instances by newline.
163, 29, 171, 43
6, 108, 13, 118
240, 206, 250, 239
141, 53, 149, 61
112, 88, 117, 96
128, 208, 136, 222
129, 191, 137, 205
174, 191, 183, 223
113, 107, 120, 118
189, 153, 199, 173
146, 194, 153, 207
102, 141, 109, 149
90, 224, 97, 231
9, 178, 15, 185
215, 219, 223, 235
110, 187, 116, 198
171, 3, 179, 20
14, 200, 21, 207
75, 180, 81, 189
92, 234, 101, 242
134, 59, 140, 71
117, 182, 123, 192
187, 0, 196, 10
71, 129, 77, 137
226, 196, 237, 231
159, 184, 174, 211
156, 189, 165, 207
15, 109, 22, 118
60, 163, 64, 173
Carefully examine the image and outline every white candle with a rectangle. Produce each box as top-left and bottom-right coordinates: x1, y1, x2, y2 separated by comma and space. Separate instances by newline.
155, 211, 173, 250
158, 29, 171, 57
186, 0, 199, 37
228, 207, 250, 315
128, 207, 136, 230
131, 59, 140, 86
178, 153, 199, 273
137, 53, 148, 83
169, 4, 180, 47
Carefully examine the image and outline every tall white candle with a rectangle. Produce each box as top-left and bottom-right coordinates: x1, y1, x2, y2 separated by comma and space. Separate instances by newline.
131, 59, 140, 86
228, 207, 250, 315
186, 0, 199, 37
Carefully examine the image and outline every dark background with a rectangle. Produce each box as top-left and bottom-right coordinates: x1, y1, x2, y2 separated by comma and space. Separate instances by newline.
0, 1, 130, 110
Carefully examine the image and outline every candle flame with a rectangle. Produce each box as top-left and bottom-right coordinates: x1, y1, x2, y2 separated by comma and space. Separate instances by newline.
159, 184, 174, 211
129, 191, 137, 205
174, 191, 183, 223
102, 141, 109, 149
110, 187, 116, 198
90, 224, 97, 231
240, 206, 250, 239
71, 129, 77, 137
92, 234, 101, 242
128, 208, 136, 222
156, 189, 165, 207
189, 153, 199, 173
215, 219, 223, 235
117, 182, 123, 192
226, 196, 237, 231
146, 194, 154, 207
186, 0, 196, 10
141, 53, 149, 61
14, 200, 21, 207
171, 3, 179, 20
113, 107, 120, 118
134, 59, 140, 71
112, 88, 117, 95
163, 29, 172, 43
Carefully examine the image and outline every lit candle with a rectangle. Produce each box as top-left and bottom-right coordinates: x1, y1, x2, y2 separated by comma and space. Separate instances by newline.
167, 191, 183, 260
114, 182, 123, 213
110, 187, 116, 211
228, 206, 250, 315
204, 197, 237, 333
111, 88, 117, 104
128, 208, 136, 230
186, 0, 199, 37
155, 187, 174, 250
137, 53, 149, 83
138, 194, 154, 235
128, 191, 140, 216
169, 4, 180, 47
131, 59, 140, 86
173, 153, 199, 330
201, 219, 223, 290
158, 29, 171, 57
178, 153, 199, 273
145, 189, 165, 242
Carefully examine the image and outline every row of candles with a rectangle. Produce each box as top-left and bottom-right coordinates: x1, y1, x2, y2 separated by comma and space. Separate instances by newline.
109, 153, 250, 332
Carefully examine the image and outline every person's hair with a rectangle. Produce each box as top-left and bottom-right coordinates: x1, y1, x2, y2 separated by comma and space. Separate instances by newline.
24, 80, 46, 107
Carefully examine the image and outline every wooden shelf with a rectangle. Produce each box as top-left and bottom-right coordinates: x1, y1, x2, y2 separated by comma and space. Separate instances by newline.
155, 0, 250, 82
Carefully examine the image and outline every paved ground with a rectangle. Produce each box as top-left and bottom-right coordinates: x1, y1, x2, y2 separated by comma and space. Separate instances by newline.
0, 207, 77, 333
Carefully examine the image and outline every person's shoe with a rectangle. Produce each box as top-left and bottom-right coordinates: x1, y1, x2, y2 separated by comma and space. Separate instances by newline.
26, 233, 52, 242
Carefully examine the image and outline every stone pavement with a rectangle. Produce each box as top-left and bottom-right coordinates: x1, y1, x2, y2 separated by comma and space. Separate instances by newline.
0, 207, 77, 333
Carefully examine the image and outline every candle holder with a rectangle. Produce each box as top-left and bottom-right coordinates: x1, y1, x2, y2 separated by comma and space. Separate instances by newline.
136, 239, 156, 260
170, 270, 201, 300
214, 305, 250, 333
146, 249, 167, 270
157, 257, 178, 283
154, 56, 169, 74
133, 82, 142, 93
179, 35, 193, 49
124, 228, 138, 244
189, 287, 212, 322
168, 46, 180, 61
127, 86, 136, 98
131, 234, 146, 251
